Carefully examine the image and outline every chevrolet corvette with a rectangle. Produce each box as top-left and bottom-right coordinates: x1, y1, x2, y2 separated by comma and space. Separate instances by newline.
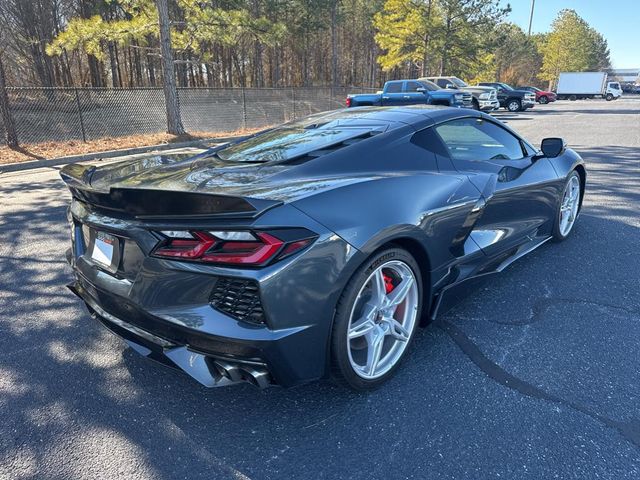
62, 105, 585, 391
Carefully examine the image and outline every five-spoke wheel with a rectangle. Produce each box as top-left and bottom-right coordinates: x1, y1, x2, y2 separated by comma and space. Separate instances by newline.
553, 171, 582, 241
331, 248, 422, 390
347, 260, 418, 380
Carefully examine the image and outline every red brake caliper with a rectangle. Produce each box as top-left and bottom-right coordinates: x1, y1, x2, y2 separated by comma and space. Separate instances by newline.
383, 273, 394, 294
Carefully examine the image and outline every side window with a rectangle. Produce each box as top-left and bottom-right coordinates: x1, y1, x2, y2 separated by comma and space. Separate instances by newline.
436, 79, 448, 88
405, 81, 422, 92
386, 82, 402, 93
435, 118, 526, 161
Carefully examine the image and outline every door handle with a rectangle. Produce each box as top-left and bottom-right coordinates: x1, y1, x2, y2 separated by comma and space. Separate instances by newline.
404, 96, 410, 99
382, 96, 390, 100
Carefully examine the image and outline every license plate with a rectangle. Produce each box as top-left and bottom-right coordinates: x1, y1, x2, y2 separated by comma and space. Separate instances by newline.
91, 231, 116, 267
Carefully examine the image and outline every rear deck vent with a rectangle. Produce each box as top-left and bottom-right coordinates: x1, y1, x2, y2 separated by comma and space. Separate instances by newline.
209, 277, 266, 325
283, 131, 379, 165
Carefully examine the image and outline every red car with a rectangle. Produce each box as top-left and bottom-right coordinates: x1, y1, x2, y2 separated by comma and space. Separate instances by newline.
520, 86, 557, 104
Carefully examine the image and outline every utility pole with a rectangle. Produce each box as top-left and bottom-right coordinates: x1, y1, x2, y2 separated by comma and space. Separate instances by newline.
528, 0, 536, 36
156, 0, 185, 135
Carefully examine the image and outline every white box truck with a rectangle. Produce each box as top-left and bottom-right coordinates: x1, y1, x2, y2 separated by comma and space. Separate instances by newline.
556, 72, 622, 101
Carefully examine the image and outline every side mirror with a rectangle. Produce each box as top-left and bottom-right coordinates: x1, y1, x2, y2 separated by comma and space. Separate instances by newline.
445, 83, 456, 89
540, 137, 566, 158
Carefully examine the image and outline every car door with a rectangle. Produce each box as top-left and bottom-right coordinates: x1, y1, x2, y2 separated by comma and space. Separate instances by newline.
402, 81, 431, 105
433, 117, 561, 257
380, 81, 407, 106
492, 84, 509, 106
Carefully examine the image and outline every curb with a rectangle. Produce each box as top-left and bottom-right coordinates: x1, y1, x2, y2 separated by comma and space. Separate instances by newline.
0, 136, 238, 174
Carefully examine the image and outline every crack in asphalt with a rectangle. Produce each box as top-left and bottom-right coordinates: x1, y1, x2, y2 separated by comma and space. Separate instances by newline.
436, 319, 640, 449
486, 298, 640, 326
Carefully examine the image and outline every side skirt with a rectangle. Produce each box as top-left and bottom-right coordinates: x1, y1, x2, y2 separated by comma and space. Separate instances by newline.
428, 235, 551, 322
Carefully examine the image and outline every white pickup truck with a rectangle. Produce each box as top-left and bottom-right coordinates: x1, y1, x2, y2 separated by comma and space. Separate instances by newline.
556, 72, 622, 101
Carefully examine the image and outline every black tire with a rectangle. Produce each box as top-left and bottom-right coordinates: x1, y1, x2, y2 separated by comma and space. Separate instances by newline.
539, 95, 548, 104
605, 93, 614, 101
472, 98, 480, 110
506, 98, 521, 112
330, 247, 423, 391
569, 95, 577, 101
552, 171, 582, 242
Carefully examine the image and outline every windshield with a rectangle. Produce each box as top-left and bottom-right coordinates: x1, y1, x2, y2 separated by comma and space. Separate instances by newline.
217, 125, 377, 163
451, 78, 468, 88
499, 83, 514, 91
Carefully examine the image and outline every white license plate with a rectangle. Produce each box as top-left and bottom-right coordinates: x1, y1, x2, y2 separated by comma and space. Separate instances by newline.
91, 231, 116, 267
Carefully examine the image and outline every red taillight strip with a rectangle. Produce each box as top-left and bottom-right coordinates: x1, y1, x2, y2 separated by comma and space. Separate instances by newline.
279, 238, 313, 258
201, 232, 283, 265
152, 230, 316, 266
154, 231, 216, 259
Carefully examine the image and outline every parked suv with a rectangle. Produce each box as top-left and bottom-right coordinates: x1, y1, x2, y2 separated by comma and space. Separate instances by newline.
477, 82, 536, 112
420, 76, 499, 111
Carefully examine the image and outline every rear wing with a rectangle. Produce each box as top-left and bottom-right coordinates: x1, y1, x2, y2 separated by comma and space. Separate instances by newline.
60, 163, 281, 220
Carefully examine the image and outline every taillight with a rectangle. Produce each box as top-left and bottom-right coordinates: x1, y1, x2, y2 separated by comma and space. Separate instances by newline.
152, 230, 316, 266
346, 97, 352, 107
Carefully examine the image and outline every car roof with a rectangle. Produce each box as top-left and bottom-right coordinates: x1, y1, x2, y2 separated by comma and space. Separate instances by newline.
310, 105, 483, 130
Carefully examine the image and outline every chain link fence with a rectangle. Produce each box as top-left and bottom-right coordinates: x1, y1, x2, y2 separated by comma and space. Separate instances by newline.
0, 86, 377, 146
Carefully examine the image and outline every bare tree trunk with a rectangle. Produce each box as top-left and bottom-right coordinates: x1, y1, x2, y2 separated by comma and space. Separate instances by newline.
156, 0, 185, 135
147, 53, 156, 86
132, 41, 143, 85
440, 17, 452, 75
0, 57, 18, 148
421, 0, 432, 76
107, 42, 120, 87
87, 55, 103, 87
330, 0, 339, 87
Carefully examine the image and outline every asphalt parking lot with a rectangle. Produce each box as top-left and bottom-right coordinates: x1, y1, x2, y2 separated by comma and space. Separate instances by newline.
1, 98, 639, 479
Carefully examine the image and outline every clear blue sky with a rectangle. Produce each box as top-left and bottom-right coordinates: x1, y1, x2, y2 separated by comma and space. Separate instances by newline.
502, 0, 638, 68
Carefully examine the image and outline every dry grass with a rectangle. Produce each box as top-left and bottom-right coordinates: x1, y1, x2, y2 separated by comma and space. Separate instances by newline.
0, 127, 266, 165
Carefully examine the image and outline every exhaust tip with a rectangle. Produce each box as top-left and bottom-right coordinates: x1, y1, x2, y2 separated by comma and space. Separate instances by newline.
211, 359, 272, 389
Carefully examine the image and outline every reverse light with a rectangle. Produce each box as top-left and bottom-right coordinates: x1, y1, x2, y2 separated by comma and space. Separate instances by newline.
152, 229, 316, 266
208, 231, 255, 241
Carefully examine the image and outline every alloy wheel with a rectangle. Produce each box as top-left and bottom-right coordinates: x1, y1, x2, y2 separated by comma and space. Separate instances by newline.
559, 175, 581, 236
346, 260, 419, 380
507, 100, 520, 112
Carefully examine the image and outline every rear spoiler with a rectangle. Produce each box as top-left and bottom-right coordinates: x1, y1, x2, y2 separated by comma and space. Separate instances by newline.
60, 164, 281, 220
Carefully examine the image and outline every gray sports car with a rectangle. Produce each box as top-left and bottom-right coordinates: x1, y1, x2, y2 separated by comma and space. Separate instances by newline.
62, 105, 585, 391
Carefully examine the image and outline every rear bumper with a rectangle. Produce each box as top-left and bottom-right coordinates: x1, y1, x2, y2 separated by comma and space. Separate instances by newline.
68, 277, 318, 388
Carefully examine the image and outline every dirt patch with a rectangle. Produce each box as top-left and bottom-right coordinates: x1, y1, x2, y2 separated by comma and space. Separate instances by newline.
0, 127, 267, 165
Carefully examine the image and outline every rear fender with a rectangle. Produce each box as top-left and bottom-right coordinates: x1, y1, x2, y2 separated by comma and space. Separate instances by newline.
293, 173, 483, 283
